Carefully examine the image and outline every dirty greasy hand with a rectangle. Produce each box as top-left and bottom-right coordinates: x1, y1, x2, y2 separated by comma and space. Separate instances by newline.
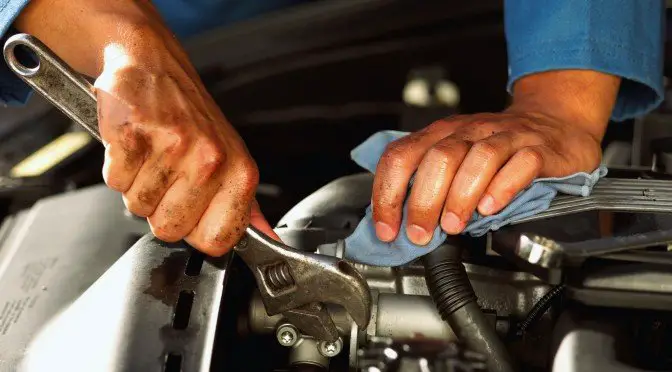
93, 17, 281, 256
16, 0, 278, 255
372, 70, 621, 245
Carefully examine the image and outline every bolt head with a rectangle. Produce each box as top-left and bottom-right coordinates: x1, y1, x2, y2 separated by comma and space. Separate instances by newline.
276, 324, 298, 347
319, 338, 343, 357
280, 331, 294, 345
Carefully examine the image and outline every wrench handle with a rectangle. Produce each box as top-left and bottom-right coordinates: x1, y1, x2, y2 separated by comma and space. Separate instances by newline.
3, 33, 101, 142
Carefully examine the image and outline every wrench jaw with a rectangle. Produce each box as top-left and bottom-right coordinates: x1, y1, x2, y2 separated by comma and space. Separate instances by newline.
283, 303, 339, 342
234, 226, 373, 341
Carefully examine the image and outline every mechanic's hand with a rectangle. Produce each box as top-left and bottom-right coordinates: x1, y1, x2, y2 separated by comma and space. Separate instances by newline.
16, 1, 280, 254
372, 70, 621, 245
93, 28, 279, 255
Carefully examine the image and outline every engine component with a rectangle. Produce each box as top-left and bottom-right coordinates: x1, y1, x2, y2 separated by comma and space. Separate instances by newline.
278, 323, 301, 347
249, 239, 554, 370
423, 242, 514, 372
290, 337, 330, 370
498, 227, 672, 269
510, 177, 672, 225
357, 337, 488, 372
514, 284, 565, 338
550, 307, 672, 372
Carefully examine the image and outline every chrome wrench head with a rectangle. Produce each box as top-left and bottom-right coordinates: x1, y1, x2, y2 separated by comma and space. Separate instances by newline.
235, 226, 372, 341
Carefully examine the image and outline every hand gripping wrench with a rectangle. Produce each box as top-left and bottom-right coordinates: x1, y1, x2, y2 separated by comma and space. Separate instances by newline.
3, 33, 372, 342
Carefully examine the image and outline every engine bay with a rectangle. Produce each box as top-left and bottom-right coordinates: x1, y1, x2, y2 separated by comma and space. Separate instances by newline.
2, 2, 672, 371
2, 170, 672, 372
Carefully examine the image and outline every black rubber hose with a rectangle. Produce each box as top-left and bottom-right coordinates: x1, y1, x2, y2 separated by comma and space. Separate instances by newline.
424, 241, 515, 372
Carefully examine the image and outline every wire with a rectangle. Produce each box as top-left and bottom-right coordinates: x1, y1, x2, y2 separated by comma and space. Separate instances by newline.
515, 284, 566, 338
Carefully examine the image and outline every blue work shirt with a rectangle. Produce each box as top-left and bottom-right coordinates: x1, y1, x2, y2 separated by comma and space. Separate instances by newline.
0, 0, 666, 121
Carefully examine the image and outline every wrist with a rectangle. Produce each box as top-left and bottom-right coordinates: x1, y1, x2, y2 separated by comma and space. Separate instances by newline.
16, 0, 165, 77
507, 70, 621, 141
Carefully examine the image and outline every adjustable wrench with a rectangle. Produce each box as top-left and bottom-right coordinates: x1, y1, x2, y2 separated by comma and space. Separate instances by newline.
3, 33, 372, 342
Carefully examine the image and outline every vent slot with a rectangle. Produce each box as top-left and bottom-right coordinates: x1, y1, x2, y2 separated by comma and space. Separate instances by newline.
164, 353, 182, 372
172, 290, 194, 330
185, 251, 204, 276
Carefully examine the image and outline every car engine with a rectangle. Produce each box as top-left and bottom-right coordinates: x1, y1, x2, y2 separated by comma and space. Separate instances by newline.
2, 2, 672, 371
2, 168, 672, 372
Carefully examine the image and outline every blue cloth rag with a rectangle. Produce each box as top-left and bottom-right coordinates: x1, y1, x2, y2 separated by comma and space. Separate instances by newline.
344, 130, 608, 267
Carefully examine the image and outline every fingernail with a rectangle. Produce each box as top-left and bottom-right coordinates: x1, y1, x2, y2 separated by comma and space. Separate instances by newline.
441, 212, 465, 234
375, 222, 396, 242
406, 224, 431, 246
478, 195, 495, 215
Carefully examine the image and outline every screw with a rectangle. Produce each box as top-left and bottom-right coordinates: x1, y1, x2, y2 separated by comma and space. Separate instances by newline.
318, 338, 343, 357
276, 324, 298, 347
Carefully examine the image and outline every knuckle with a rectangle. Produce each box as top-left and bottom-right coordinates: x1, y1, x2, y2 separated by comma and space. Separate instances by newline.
198, 143, 226, 177
163, 127, 189, 155
426, 119, 447, 131
235, 159, 260, 191
426, 140, 469, 163
379, 147, 409, 171
151, 223, 182, 243
103, 166, 130, 192
471, 141, 499, 159
105, 177, 129, 192
424, 146, 451, 165
518, 148, 544, 168
123, 189, 159, 217
124, 197, 152, 218
201, 230, 242, 257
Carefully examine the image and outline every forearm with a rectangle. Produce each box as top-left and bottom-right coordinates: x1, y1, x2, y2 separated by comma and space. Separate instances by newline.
14, 0, 178, 78
508, 70, 621, 141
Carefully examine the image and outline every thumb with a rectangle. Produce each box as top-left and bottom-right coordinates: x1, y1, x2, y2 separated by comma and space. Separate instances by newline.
250, 199, 282, 242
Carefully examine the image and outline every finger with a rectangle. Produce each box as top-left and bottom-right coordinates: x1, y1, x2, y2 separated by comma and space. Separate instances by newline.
97, 90, 147, 192
251, 199, 282, 242
477, 147, 544, 215
371, 124, 458, 242
122, 152, 181, 218
405, 139, 471, 245
147, 142, 225, 241
148, 178, 220, 243
185, 162, 259, 256
441, 133, 518, 234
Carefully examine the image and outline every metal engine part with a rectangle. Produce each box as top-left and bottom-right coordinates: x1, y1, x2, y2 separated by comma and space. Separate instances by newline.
357, 337, 488, 372
2, 171, 672, 371
262, 172, 672, 371
249, 239, 553, 370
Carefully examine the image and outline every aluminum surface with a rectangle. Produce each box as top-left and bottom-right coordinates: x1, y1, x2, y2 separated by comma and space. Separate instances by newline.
0, 185, 149, 371
512, 177, 672, 224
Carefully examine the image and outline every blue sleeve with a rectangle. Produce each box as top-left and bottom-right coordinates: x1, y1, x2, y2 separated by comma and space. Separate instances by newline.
505, 0, 665, 122
0, 0, 32, 106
